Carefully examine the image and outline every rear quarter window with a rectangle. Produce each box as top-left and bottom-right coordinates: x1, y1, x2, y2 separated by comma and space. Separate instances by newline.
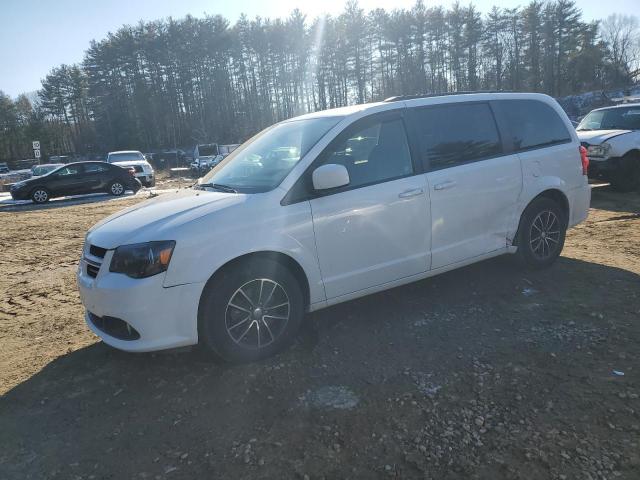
492, 100, 571, 152
84, 163, 110, 173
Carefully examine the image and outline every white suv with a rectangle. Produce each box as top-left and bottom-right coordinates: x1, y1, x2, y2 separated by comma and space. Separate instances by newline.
576, 103, 640, 191
78, 93, 590, 361
106, 150, 155, 187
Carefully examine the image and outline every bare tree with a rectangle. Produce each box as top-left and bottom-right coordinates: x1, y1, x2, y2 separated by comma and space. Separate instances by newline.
600, 14, 640, 84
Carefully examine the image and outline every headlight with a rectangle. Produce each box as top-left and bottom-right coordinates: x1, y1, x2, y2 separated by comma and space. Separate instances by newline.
109, 241, 175, 278
587, 143, 611, 158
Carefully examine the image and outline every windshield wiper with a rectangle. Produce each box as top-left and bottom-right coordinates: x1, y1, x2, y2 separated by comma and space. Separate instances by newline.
197, 182, 238, 193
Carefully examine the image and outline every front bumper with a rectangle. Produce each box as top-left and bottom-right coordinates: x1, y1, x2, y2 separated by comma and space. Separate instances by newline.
587, 156, 620, 178
77, 251, 204, 352
135, 173, 155, 186
567, 183, 591, 228
9, 186, 30, 200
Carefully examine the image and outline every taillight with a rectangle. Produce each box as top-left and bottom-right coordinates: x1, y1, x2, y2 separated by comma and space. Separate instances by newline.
579, 146, 589, 175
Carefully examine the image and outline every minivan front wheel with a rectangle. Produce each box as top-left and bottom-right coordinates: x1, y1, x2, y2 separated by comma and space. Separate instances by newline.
516, 197, 567, 269
199, 258, 304, 362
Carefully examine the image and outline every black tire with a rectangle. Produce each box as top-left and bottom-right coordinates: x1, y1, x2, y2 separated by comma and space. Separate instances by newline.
31, 187, 50, 204
609, 153, 640, 192
515, 197, 567, 269
108, 180, 125, 196
199, 257, 304, 362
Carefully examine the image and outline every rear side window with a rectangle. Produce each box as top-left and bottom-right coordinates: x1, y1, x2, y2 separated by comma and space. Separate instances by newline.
57, 165, 81, 176
84, 163, 109, 173
409, 103, 502, 170
492, 100, 571, 151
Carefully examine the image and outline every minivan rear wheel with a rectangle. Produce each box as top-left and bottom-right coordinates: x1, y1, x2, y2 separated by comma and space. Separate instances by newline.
199, 258, 304, 362
516, 197, 567, 269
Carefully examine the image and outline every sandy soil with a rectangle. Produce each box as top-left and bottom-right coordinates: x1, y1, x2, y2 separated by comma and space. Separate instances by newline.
0, 186, 639, 479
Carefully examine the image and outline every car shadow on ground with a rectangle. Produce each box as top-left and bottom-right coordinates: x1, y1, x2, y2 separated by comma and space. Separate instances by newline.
0, 189, 162, 212
1, 255, 639, 478
590, 184, 640, 214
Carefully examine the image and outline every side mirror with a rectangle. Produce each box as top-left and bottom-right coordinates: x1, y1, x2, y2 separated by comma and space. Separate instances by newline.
312, 164, 350, 191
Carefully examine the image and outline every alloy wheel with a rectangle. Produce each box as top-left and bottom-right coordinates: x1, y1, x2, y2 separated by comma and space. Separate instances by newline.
33, 189, 48, 203
529, 210, 560, 259
111, 183, 124, 195
225, 278, 290, 350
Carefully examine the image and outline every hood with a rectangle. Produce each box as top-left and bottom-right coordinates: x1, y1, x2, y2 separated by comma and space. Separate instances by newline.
576, 129, 631, 145
87, 189, 243, 249
111, 160, 150, 167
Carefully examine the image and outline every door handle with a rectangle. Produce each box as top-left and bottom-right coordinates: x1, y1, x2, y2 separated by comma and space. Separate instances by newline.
433, 180, 457, 191
398, 188, 424, 198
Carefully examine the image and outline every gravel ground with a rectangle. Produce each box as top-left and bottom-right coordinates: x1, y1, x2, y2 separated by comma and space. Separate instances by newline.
0, 186, 639, 479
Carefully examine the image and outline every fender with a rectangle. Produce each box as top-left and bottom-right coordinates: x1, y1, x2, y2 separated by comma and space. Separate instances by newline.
507, 175, 570, 243
607, 133, 640, 158
162, 194, 326, 306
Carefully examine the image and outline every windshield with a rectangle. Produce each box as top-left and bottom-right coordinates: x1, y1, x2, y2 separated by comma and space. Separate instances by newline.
577, 107, 640, 131
108, 152, 144, 162
201, 116, 342, 193
198, 145, 218, 157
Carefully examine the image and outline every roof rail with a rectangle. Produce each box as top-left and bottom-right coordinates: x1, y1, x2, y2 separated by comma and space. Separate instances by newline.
383, 90, 512, 102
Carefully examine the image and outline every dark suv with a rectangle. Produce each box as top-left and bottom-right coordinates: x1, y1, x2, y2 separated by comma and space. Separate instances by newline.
10, 161, 141, 203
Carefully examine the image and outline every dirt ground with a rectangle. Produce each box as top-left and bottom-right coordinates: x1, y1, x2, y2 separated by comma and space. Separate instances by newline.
1, 186, 639, 479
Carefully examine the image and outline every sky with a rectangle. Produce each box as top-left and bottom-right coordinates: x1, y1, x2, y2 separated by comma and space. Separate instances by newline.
1, 0, 638, 98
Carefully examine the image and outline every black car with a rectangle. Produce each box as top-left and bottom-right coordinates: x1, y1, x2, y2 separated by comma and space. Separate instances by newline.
10, 161, 141, 203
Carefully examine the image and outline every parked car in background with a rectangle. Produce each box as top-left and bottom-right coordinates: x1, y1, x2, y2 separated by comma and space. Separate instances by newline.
106, 150, 155, 187
0, 162, 9, 174
10, 161, 141, 203
31, 163, 63, 177
189, 143, 240, 176
78, 92, 590, 362
219, 144, 240, 156
149, 150, 187, 169
190, 143, 224, 175
576, 103, 640, 191
190, 156, 223, 175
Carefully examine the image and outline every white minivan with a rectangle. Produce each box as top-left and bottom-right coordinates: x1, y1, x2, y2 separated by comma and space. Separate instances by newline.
78, 93, 591, 361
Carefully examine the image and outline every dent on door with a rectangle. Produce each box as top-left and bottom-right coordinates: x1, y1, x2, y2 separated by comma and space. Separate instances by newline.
427, 155, 522, 269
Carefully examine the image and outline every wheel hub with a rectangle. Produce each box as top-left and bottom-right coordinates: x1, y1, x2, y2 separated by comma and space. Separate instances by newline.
225, 278, 291, 350
529, 210, 560, 259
